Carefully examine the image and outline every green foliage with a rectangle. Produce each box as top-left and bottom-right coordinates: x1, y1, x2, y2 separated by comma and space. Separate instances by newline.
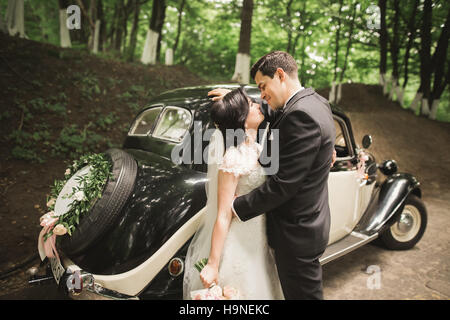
7, 130, 45, 163
52, 124, 106, 159
0, 110, 12, 121
45, 153, 112, 238
73, 72, 101, 99
194, 258, 209, 272
11, 145, 44, 163
95, 112, 119, 131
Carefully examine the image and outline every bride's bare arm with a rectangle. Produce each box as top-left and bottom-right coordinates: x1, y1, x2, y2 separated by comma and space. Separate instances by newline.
200, 170, 239, 288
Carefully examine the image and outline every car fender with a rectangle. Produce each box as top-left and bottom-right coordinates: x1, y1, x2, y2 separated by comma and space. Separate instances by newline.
354, 173, 421, 236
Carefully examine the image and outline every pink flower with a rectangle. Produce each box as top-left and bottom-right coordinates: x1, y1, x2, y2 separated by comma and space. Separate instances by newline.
40, 212, 58, 227
46, 198, 56, 208
223, 286, 240, 300
53, 224, 67, 236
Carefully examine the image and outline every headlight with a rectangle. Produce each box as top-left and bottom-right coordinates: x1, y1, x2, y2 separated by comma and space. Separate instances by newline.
378, 160, 398, 176
168, 258, 184, 277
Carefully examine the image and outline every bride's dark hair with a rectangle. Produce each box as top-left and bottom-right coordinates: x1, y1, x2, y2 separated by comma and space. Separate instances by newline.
210, 87, 250, 150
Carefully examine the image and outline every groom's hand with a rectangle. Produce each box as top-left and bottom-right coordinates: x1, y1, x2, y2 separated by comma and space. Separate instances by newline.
208, 88, 231, 101
331, 149, 337, 168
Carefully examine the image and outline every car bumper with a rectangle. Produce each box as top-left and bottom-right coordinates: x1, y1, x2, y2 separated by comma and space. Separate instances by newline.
50, 256, 139, 300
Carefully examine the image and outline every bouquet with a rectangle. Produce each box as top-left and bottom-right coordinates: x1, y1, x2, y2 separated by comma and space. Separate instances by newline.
191, 258, 240, 300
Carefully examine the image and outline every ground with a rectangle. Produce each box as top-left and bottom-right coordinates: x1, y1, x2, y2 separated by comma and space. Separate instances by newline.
0, 34, 449, 299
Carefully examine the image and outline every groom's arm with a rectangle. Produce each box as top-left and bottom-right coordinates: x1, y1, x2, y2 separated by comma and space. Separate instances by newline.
233, 109, 322, 222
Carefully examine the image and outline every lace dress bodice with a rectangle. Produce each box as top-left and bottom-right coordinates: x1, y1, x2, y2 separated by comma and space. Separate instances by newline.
219, 141, 266, 195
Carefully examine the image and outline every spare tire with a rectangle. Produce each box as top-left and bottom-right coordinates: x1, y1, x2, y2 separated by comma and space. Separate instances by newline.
58, 148, 137, 256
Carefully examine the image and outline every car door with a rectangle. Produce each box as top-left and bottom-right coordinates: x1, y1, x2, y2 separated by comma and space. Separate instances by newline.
327, 115, 368, 245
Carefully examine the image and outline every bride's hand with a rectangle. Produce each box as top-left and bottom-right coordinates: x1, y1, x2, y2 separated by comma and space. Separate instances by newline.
208, 88, 231, 101
200, 264, 219, 288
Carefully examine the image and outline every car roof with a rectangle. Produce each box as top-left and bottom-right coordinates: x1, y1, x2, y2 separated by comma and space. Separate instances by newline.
152, 84, 344, 114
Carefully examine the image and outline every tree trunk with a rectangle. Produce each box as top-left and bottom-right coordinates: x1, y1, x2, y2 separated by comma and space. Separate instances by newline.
388, 0, 400, 102
93, 20, 101, 53
296, 0, 307, 85
127, 0, 141, 61
109, 2, 119, 48
337, 2, 357, 103
0, 15, 7, 34
141, 0, 166, 65
429, 66, 448, 119
114, 0, 125, 51
285, 0, 294, 54
379, 0, 388, 94
419, 0, 432, 116
97, 0, 106, 52
165, 48, 173, 65
173, 0, 186, 56
121, 0, 135, 54
89, 0, 99, 53
410, 85, 423, 113
400, 0, 419, 106
58, 0, 72, 48
231, 0, 254, 84
330, 0, 343, 103
156, 0, 166, 63
6, 0, 26, 38
402, 0, 419, 89
299, 35, 306, 85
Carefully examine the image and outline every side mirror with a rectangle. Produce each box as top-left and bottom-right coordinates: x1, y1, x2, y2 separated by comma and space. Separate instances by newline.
362, 135, 372, 149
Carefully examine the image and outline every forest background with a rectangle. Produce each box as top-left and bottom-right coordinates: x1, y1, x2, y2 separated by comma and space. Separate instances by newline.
2, 0, 449, 122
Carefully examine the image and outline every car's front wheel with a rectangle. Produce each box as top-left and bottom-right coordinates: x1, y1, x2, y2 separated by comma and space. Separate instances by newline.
378, 194, 427, 250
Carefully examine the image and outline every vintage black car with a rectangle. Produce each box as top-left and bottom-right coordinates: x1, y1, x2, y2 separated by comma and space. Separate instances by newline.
34, 84, 427, 300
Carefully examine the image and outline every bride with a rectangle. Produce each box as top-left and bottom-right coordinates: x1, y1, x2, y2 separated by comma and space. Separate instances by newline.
183, 88, 284, 300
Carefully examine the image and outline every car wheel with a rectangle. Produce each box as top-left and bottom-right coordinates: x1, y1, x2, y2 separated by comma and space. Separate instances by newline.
378, 194, 427, 250
58, 148, 137, 256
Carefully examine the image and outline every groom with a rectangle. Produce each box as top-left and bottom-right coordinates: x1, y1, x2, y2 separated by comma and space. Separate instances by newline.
209, 51, 335, 300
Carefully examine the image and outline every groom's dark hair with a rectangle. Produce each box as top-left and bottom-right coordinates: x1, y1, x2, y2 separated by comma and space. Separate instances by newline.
250, 51, 298, 80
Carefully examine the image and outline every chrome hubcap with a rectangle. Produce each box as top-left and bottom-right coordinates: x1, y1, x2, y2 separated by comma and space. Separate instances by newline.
398, 212, 414, 233
391, 205, 421, 242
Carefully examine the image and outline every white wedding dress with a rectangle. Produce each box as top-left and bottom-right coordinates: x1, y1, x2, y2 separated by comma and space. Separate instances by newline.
183, 134, 284, 300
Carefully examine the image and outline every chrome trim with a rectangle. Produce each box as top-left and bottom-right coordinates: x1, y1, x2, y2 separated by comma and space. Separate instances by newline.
320, 231, 378, 265
63, 268, 139, 300
333, 115, 355, 158
68, 283, 139, 300
151, 106, 194, 143
128, 104, 164, 136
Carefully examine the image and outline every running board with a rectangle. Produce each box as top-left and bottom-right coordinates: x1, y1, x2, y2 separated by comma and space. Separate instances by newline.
320, 232, 378, 265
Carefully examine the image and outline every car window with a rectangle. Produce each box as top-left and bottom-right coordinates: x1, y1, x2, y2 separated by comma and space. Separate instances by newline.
152, 107, 192, 142
334, 118, 350, 158
129, 106, 162, 136
334, 119, 346, 148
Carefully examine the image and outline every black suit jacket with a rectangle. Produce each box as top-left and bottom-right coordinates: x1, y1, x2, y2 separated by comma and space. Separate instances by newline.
235, 88, 335, 256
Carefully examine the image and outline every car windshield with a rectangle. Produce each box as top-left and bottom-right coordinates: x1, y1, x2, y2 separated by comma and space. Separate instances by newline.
152, 107, 192, 142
